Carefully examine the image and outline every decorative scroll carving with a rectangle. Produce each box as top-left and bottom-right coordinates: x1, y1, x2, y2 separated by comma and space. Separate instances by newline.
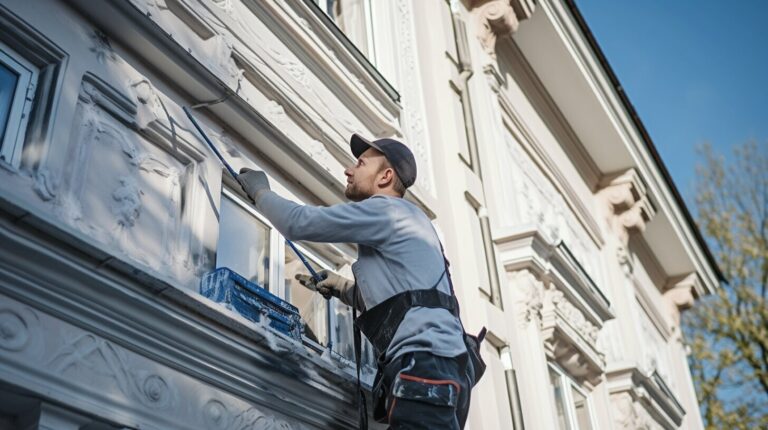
550, 290, 598, 344
509, 270, 544, 326
541, 286, 605, 385
470, 0, 535, 58
0, 309, 33, 351
129, 79, 167, 130
57, 76, 201, 275
48, 333, 177, 410
503, 131, 602, 285
598, 169, 656, 273
203, 400, 231, 429
612, 392, 655, 430
89, 29, 117, 64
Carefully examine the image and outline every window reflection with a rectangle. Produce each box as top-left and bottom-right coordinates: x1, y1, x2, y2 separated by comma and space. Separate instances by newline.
332, 297, 375, 365
549, 367, 569, 430
216, 195, 270, 289
319, 0, 374, 60
0, 62, 19, 144
284, 244, 328, 346
571, 386, 592, 430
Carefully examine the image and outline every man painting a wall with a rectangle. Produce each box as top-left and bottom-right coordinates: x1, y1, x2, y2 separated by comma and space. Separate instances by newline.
237, 134, 483, 429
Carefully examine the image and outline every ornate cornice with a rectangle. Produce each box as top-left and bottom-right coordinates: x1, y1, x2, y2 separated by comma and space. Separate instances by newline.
598, 169, 656, 273
663, 272, 703, 328
469, 0, 535, 58
541, 287, 605, 387
495, 227, 613, 325
607, 365, 686, 429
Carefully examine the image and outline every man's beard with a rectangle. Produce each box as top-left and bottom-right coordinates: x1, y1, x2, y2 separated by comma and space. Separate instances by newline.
344, 183, 369, 202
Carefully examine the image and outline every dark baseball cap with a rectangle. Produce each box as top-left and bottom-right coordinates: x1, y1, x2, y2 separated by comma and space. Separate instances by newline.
350, 134, 417, 188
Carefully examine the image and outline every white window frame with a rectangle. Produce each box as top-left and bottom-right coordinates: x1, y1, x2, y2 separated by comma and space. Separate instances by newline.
219, 188, 368, 363
277, 240, 336, 351
219, 188, 279, 290
0, 40, 38, 168
548, 363, 598, 430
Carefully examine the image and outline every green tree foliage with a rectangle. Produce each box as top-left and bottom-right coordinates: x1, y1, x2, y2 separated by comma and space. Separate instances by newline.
685, 140, 768, 429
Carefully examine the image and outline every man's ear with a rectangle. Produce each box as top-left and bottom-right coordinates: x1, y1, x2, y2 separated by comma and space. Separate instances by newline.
378, 167, 395, 188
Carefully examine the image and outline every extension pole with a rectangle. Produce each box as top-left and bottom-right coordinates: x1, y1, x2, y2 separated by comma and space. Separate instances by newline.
182, 106, 322, 284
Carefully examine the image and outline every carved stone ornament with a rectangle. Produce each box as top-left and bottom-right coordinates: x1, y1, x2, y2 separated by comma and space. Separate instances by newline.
598, 169, 656, 247
470, 0, 535, 58
612, 392, 655, 430
89, 29, 118, 65
541, 287, 606, 386
48, 333, 178, 410
509, 270, 545, 326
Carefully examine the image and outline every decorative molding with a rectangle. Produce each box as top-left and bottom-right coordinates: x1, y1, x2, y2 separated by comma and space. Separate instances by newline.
541, 286, 605, 386
495, 227, 613, 325
663, 272, 702, 328
48, 333, 178, 410
395, 0, 435, 194
495, 79, 606, 248
0, 215, 360, 429
508, 269, 544, 326
55, 74, 207, 281
598, 169, 656, 274
469, 0, 534, 58
607, 365, 686, 429
89, 29, 117, 64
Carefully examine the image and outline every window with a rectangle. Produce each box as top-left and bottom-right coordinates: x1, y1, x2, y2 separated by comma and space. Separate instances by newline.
315, 0, 376, 62
216, 188, 375, 367
282, 241, 376, 367
0, 41, 38, 167
284, 243, 329, 346
216, 191, 272, 289
548, 365, 596, 430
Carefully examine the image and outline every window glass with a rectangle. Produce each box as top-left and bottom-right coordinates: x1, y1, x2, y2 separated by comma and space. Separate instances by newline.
0, 62, 18, 143
549, 368, 570, 430
571, 386, 592, 430
319, 0, 374, 60
216, 195, 270, 288
284, 244, 328, 346
332, 298, 376, 366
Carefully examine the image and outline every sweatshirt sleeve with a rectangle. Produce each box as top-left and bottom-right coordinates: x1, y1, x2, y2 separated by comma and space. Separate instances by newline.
254, 191, 395, 247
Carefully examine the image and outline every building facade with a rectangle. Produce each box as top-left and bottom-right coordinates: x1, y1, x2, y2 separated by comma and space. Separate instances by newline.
0, 0, 722, 429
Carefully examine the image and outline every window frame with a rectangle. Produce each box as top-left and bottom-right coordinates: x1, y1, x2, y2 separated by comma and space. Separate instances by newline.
217, 187, 372, 366
218, 188, 279, 290
302, 0, 399, 102
0, 40, 38, 168
547, 363, 597, 430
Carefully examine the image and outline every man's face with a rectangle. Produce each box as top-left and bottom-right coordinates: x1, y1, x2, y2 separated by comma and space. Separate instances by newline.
344, 148, 387, 201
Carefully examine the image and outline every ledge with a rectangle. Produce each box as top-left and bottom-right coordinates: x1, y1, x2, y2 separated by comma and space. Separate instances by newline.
0, 189, 374, 428
494, 225, 614, 324
606, 364, 686, 429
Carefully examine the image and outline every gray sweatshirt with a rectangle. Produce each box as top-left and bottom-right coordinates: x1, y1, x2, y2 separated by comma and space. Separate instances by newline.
255, 191, 466, 361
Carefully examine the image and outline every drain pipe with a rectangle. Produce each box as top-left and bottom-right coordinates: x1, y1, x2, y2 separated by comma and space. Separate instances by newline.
451, 8, 503, 309
500, 346, 526, 429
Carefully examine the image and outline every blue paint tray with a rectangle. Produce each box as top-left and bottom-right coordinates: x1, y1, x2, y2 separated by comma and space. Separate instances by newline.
201, 267, 303, 341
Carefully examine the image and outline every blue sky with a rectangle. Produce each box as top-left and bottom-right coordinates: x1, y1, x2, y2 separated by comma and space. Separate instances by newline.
575, 1, 768, 205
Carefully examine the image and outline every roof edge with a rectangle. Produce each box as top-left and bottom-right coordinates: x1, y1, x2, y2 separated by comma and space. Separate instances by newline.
563, 0, 726, 284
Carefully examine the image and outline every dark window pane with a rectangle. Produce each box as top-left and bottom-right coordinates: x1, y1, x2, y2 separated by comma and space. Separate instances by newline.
0, 61, 19, 145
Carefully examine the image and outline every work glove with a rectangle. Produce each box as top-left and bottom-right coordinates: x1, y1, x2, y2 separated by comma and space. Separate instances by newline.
295, 269, 356, 306
237, 168, 270, 203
